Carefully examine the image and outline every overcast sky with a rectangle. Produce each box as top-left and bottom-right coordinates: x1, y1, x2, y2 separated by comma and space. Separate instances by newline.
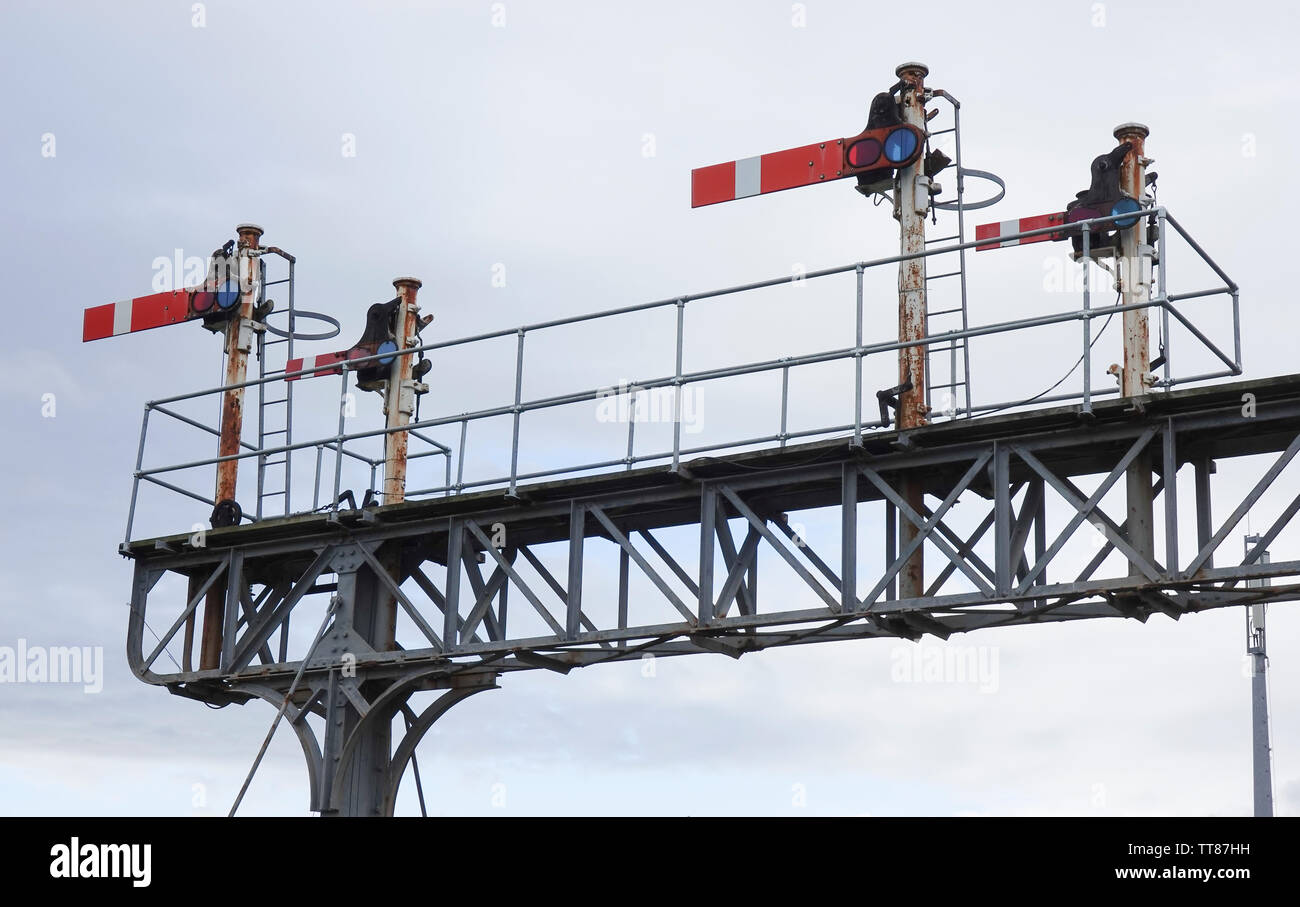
2, 0, 1299, 816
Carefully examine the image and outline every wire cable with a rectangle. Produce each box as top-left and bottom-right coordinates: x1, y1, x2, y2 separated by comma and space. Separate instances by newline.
976, 291, 1121, 418
229, 593, 340, 816
140, 616, 184, 674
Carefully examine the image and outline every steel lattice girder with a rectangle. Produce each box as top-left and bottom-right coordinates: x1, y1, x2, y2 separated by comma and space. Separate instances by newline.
126, 375, 1300, 701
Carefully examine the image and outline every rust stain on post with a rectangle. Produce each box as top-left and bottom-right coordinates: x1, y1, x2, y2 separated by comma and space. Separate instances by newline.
384, 277, 423, 505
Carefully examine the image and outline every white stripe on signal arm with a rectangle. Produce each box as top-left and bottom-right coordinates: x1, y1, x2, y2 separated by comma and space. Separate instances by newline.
112, 300, 131, 336
999, 220, 1017, 248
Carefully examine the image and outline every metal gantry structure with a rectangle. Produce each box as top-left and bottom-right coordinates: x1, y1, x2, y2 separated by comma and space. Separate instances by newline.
93, 63, 1295, 815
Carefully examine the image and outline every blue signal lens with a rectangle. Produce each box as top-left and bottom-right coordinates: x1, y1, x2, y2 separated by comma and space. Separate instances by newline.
215, 280, 241, 309
1111, 197, 1142, 229
883, 127, 918, 164
847, 137, 883, 169
377, 340, 398, 367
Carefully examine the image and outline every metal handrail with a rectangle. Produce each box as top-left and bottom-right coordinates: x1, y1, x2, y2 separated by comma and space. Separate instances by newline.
122, 206, 1241, 544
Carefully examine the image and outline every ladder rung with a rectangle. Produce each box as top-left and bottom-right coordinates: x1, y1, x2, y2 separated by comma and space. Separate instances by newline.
261, 490, 287, 497
263, 398, 289, 405
926, 234, 959, 243
265, 338, 290, 346
261, 458, 287, 466
930, 381, 967, 389
927, 345, 961, 354
264, 278, 291, 286
927, 271, 961, 280
926, 307, 965, 317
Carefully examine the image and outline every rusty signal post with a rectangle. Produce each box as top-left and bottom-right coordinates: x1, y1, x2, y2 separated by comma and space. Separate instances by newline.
83, 227, 429, 670
691, 62, 941, 600
973, 124, 1158, 579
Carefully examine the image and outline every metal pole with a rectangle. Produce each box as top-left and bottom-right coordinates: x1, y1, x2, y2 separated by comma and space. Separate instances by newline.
284, 257, 296, 515
201, 223, 262, 671
1116, 122, 1152, 399
672, 299, 685, 472
384, 277, 424, 504
1115, 124, 1155, 578
313, 444, 323, 510
626, 386, 638, 468
854, 264, 864, 446
255, 303, 266, 521
215, 223, 262, 511
779, 365, 789, 447
332, 372, 347, 514
456, 419, 467, 491
1244, 534, 1274, 817
951, 99, 973, 417
896, 62, 930, 601
509, 329, 525, 497
123, 406, 151, 545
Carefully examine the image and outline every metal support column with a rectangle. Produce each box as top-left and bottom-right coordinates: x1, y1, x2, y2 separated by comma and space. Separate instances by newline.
1194, 458, 1215, 573
320, 545, 396, 817
201, 223, 262, 671
384, 277, 424, 504
1115, 123, 1155, 578
1244, 534, 1273, 817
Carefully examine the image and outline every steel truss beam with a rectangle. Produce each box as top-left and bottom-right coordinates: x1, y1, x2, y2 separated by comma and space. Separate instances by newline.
124, 377, 1300, 813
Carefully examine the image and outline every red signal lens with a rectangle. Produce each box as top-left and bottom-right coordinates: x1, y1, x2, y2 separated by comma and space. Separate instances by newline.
846, 137, 883, 169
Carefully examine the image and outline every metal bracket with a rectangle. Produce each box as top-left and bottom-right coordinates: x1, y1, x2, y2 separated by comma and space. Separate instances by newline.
877, 374, 914, 427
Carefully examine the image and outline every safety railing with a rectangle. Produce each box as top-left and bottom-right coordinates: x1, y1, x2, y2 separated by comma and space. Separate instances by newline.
122, 205, 1240, 545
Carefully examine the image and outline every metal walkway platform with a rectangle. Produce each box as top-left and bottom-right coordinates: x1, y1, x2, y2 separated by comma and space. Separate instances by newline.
128, 372, 1300, 695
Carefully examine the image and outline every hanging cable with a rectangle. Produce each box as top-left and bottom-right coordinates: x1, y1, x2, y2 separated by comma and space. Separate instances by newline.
977, 291, 1121, 418
229, 593, 340, 816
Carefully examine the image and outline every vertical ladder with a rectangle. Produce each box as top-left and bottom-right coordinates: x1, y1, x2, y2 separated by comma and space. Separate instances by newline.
255, 255, 296, 519
922, 97, 973, 421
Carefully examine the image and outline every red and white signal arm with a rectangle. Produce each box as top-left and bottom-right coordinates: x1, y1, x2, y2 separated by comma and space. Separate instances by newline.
287, 341, 399, 382
974, 212, 1067, 251
82, 280, 246, 342
691, 123, 925, 208
286, 350, 351, 381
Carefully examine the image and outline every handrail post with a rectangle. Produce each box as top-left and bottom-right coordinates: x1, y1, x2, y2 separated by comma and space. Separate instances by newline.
332, 369, 348, 514
509, 328, 525, 498
456, 418, 467, 493
672, 298, 686, 472
1157, 207, 1171, 387
312, 443, 323, 511
123, 404, 152, 546
854, 263, 864, 446
626, 385, 637, 469
779, 364, 790, 448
